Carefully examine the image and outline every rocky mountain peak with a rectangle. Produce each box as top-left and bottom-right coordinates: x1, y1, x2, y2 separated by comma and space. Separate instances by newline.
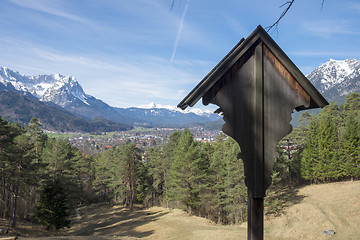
307, 58, 360, 103
0, 67, 88, 106
307, 58, 360, 90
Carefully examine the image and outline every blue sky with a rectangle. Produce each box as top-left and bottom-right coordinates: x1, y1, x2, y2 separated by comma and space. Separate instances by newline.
1, 0, 359, 110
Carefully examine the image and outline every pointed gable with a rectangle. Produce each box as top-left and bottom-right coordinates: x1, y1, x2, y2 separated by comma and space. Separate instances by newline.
178, 25, 328, 111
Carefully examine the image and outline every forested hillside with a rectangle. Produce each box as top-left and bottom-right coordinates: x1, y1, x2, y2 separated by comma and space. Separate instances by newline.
0, 91, 132, 132
0, 93, 359, 231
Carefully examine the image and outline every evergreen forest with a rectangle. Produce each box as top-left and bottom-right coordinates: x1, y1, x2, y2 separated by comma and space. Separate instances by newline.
0, 93, 359, 229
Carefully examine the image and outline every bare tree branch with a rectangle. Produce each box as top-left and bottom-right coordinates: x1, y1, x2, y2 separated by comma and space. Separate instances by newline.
265, 0, 295, 33
266, 0, 326, 33
170, 0, 183, 11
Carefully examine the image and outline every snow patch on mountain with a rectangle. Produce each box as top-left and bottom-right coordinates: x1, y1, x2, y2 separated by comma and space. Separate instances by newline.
0, 67, 89, 106
307, 58, 360, 91
138, 102, 214, 117
306, 58, 360, 104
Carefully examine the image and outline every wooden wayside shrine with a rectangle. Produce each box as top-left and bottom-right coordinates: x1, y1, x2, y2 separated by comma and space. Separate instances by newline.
178, 25, 328, 240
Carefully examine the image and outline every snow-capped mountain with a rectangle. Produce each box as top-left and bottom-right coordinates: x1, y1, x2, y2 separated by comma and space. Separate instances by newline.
138, 102, 215, 117
0, 67, 89, 107
2, 58, 357, 131
0, 67, 220, 128
115, 104, 220, 127
307, 58, 360, 103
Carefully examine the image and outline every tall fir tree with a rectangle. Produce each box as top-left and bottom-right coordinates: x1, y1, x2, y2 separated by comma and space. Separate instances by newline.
341, 93, 360, 179
35, 178, 71, 230
166, 129, 209, 214
300, 117, 320, 182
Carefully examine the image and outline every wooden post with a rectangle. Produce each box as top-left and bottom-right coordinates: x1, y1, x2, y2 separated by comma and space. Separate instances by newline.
248, 191, 264, 240
177, 25, 328, 240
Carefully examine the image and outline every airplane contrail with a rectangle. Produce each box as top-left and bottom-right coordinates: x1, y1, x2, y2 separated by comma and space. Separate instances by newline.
171, 0, 190, 64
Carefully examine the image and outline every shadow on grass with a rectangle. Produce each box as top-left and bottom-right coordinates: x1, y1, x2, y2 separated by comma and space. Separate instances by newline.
67, 204, 169, 239
265, 186, 306, 216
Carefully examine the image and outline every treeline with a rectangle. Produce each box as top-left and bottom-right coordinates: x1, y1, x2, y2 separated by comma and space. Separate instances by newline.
92, 93, 359, 224
299, 92, 359, 182
0, 118, 91, 229
272, 92, 359, 185
0, 93, 359, 229
0, 91, 132, 133
93, 129, 247, 224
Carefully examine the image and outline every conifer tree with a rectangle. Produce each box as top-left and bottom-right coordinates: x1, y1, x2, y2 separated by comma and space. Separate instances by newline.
35, 178, 71, 230
317, 103, 341, 181
301, 103, 343, 182
111, 143, 141, 210
166, 129, 209, 214
341, 93, 360, 179
144, 147, 164, 205
92, 149, 115, 201
300, 117, 320, 182
219, 137, 246, 224
0, 117, 18, 218
38, 138, 84, 227
208, 133, 228, 223
342, 112, 360, 179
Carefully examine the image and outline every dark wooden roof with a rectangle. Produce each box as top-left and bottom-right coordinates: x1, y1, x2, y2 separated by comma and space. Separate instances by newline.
177, 25, 328, 110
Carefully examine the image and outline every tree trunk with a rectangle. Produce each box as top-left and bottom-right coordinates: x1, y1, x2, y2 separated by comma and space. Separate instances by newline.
11, 184, 19, 227
1, 174, 5, 218
6, 184, 11, 219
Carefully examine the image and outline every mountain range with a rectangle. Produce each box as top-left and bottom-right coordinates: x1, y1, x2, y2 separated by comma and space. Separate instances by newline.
0, 58, 359, 132
306, 58, 360, 104
0, 67, 220, 131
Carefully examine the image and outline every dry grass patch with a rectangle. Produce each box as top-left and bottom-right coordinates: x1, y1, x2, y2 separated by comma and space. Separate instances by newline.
9, 180, 360, 239
61, 204, 246, 240
265, 180, 360, 240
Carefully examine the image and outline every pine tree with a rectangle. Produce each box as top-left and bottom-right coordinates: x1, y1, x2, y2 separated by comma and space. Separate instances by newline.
300, 117, 320, 182
166, 129, 209, 214
0, 118, 22, 224
208, 134, 228, 223
0, 117, 18, 218
40, 138, 83, 221
92, 149, 115, 202
144, 147, 164, 205
341, 113, 360, 179
111, 143, 141, 210
341, 93, 360, 179
220, 137, 246, 224
26, 118, 47, 164
317, 103, 342, 181
301, 103, 342, 182
35, 178, 71, 230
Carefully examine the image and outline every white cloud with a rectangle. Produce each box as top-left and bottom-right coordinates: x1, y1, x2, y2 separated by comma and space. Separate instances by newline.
10, 0, 89, 24
347, 2, 360, 11
300, 20, 360, 38
171, 0, 190, 63
0, 37, 210, 108
223, 15, 249, 37
290, 50, 360, 57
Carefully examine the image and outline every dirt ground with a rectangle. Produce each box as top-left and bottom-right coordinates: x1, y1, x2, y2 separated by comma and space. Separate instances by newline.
2, 180, 359, 240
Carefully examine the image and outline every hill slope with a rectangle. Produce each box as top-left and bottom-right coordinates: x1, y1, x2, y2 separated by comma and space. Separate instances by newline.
10, 181, 360, 240
0, 91, 132, 132
265, 181, 360, 240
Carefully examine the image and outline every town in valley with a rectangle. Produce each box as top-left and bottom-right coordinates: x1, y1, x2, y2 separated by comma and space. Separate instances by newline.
48, 126, 222, 156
